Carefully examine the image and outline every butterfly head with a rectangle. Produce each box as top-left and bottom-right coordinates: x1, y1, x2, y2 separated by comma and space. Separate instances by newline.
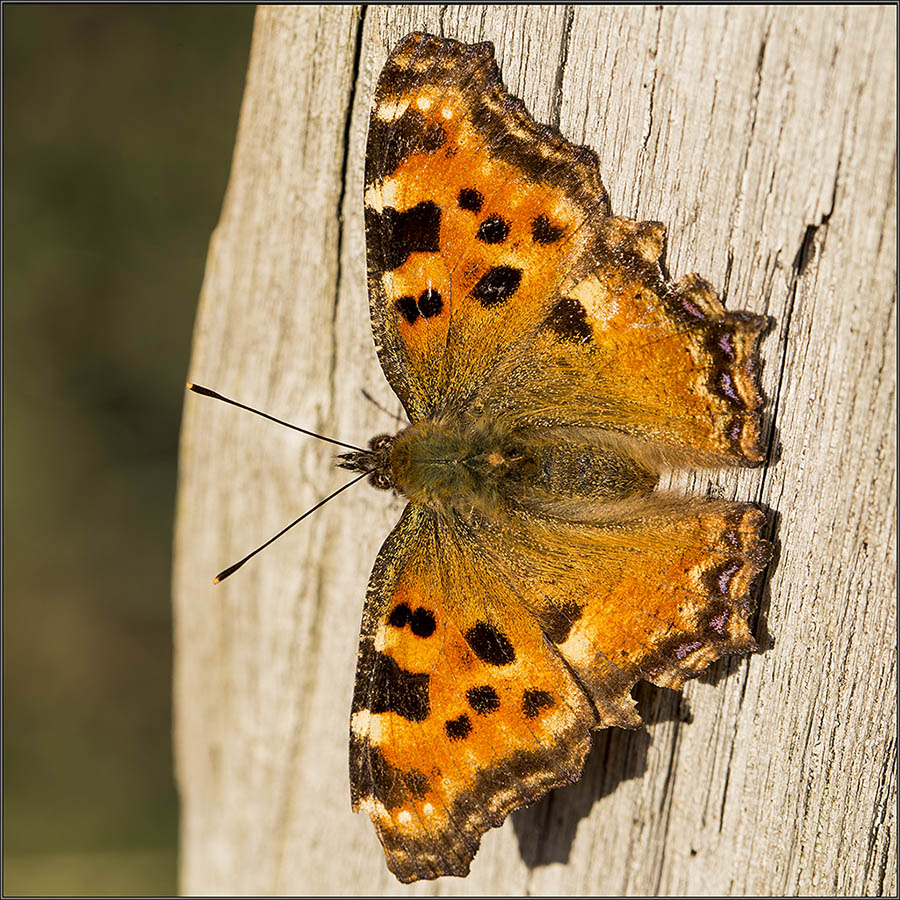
337, 433, 396, 491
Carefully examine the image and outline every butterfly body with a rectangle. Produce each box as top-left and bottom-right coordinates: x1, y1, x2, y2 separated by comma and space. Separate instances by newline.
347, 33, 772, 883
342, 417, 661, 518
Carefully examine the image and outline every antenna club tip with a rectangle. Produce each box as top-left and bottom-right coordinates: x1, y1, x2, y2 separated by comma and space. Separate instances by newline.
186, 381, 194, 390
213, 576, 222, 584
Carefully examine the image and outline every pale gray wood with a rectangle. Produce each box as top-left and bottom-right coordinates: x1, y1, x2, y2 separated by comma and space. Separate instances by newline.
174, 5, 896, 895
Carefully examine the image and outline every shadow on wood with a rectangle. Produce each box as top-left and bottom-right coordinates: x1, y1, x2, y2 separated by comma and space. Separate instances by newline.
512, 681, 692, 869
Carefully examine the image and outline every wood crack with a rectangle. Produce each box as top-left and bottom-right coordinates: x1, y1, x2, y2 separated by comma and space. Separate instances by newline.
721, 249, 735, 304
641, 10, 663, 156
327, 7, 366, 419
653, 717, 682, 893
864, 731, 896, 893
758, 157, 839, 492
550, 5, 575, 130
726, 21, 770, 278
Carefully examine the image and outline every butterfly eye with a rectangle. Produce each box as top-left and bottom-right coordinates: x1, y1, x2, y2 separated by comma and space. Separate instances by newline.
368, 471, 393, 491
369, 434, 393, 451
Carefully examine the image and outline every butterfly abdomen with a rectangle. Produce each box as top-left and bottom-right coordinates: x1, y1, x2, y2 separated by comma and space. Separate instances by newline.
525, 436, 659, 502
389, 418, 658, 515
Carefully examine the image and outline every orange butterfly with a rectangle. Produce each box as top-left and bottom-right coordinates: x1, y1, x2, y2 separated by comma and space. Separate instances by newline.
331, 32, 773, 882
193, 31, 773, 883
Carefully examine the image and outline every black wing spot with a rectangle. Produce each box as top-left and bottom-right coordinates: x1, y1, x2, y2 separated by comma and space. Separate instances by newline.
470, 266, 522, 308
388, 603, 436, 638
417, 289, 443, 318
545, 296, 592, 343
531, 213, 564, 244
388, 602, 412, 628
409, 607, 436, 638
466, 685, 500, 715
465, 622, 516, 666
538, 599, 583, 644
445, 714, 472, 741
395, 296, 419, 324
381, 201, 442, 271
457, 187, 483, 212
522, 688, 554, 719
476, 214, 510, 244
367, 652, 430, 721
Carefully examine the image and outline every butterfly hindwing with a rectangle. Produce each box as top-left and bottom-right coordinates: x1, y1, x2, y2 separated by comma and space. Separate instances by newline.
483, 258, 768, 466
489, 497, 770, 702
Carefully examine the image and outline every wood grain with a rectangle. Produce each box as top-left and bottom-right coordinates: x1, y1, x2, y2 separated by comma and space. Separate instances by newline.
173, 5, 896, 894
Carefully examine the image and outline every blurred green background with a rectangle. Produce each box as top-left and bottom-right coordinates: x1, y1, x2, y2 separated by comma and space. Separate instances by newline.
4, 6, 255, 894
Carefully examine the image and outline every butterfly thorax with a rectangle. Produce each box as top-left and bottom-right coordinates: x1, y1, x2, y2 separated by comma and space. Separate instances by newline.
340, 416, 658, 517
388, 417, 530, 517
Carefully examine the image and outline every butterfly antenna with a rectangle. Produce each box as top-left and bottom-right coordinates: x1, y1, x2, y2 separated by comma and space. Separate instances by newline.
187, 383, 366, 452
213, 472, 368, 583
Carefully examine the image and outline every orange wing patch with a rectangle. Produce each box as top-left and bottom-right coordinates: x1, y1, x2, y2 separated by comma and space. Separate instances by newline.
511, 499, 770, 705
488, 259, 767, 467
566, 258, 766, 464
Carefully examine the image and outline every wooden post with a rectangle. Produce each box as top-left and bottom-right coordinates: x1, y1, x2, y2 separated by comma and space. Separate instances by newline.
174, 6, 896, 894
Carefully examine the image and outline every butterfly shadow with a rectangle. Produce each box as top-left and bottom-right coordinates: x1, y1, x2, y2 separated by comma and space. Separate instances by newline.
511, 681, 690, 870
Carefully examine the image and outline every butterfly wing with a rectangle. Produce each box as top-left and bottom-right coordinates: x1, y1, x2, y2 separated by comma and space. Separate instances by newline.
365, 32, 609, 420
479, 265, 767, 467
365, 32, 765, 464
350, 503, 597, 882
490, 496, 770, 701
350, 497, 769, 882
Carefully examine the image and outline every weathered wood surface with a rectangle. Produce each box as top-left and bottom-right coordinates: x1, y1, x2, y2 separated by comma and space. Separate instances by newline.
173, 5, 896, 895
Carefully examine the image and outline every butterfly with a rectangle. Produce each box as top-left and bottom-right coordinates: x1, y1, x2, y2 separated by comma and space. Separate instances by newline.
310, 31, 771, 883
